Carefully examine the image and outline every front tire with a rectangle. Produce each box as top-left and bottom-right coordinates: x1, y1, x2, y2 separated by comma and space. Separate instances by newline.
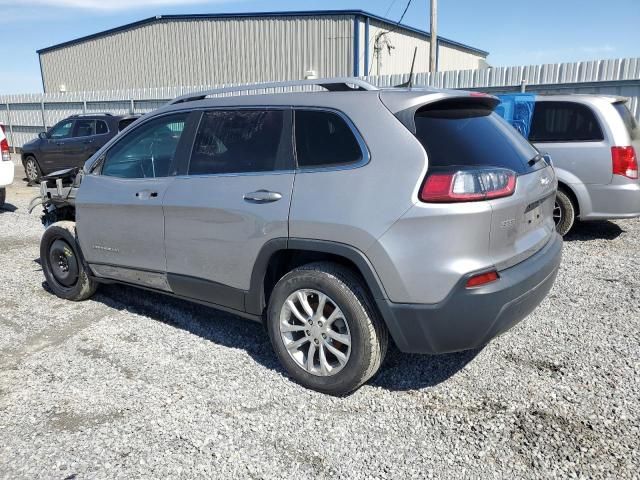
554, 190, 576, 236
40, 221, 98, 301
24, 156, 40, 184
267, 262, 388, 395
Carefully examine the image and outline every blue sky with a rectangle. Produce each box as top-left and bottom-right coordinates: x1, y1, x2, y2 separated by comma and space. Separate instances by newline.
0, 0, 638, 94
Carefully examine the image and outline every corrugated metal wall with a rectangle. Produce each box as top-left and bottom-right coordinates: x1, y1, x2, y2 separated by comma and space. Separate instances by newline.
364, 19, 431, 76
40, 16, 355, 92
437, 43, 486, 71
2, 58, 638, 149
359, 19, 485, 76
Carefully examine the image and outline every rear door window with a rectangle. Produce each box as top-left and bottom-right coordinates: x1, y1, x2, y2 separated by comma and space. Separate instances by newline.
188, 110, 288, 175
529, 101, 604, 142
413, 101, 540, 174
294, 110, 363, 168
96, 120, 109, 135
74, 120, 95, 138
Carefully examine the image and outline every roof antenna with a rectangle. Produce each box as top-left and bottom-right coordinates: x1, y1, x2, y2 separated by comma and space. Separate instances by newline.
395, 46, 418, 88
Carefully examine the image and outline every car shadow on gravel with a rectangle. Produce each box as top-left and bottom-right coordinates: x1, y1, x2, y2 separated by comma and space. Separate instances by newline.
75, 282, 477, 392
0, 203, 18, 213
564, 220, 623, 242
370, 344, 481, 391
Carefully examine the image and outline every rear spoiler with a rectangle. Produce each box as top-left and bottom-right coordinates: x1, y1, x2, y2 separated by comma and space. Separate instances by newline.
381, 91, 499, 134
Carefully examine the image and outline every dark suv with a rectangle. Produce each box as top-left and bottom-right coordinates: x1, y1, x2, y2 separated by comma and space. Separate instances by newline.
21, 114, 139, 182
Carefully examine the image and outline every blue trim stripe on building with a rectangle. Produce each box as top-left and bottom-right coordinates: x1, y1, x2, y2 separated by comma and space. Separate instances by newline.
364, 17, 370, 76
36, 9, 489, 57
353, 16, 360, 77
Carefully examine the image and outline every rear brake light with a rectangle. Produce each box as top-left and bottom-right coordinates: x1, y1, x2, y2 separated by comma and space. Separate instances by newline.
420, 168, 516, 203
0, 125, 9, 162
466, 270, 499, 288
611, 146, 638, 179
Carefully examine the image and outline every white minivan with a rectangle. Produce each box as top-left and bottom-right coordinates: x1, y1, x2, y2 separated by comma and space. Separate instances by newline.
0, 124, 14, 206
498, 94, 640, 235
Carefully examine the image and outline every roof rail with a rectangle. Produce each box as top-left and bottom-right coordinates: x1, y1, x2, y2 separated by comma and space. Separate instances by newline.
70, 113, 113, 117
168, 77, 379, 105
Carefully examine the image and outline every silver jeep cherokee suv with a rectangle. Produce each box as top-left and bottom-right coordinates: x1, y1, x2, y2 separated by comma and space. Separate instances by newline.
38, 78, 562, 395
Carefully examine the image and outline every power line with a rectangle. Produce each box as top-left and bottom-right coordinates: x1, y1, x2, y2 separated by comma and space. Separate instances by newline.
383, 0, 400, 17
368, 0, 415, 75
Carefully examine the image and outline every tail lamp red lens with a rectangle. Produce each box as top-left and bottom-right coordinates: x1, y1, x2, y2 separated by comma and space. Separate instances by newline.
611, 146, 638, 180
420, 168, 517, 203
466, 270, 499, 288
0, 125, 10, 162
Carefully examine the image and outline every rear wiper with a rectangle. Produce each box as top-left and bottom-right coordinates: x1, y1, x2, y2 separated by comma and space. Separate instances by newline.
528, 153, 545, 167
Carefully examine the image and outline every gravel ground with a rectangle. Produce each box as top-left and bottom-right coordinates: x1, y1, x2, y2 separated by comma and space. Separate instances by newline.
1, 157, 639, 479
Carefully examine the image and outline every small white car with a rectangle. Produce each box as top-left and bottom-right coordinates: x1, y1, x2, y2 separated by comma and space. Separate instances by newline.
0, 124, 14, 206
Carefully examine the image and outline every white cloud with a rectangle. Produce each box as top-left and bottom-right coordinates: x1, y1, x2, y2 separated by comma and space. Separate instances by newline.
0, 0, 241, 11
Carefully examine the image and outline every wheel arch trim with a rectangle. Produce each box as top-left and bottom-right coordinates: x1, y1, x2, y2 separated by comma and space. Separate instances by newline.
246, 238, 390, 316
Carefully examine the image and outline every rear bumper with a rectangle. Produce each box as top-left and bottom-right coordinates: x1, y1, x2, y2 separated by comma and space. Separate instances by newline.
581, 181, 640, 220
380, 233, 562, 354
0, 160, 14, 187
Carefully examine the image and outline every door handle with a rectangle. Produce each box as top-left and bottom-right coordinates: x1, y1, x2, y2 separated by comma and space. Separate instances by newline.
83, 139, 94, 144
243, 190, 282, 204
135, 190, 158, 200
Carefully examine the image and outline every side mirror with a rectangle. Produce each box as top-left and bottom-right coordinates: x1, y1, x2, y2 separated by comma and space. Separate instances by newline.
38, 132, 48, 140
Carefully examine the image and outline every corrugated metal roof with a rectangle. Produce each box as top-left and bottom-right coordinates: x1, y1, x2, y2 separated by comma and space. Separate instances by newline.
36, 9, 489, 57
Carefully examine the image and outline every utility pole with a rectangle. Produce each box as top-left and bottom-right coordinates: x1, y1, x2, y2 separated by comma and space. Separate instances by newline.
429, 0, 438, 73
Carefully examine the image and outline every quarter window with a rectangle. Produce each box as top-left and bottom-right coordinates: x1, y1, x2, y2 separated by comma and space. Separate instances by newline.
529, 102, 604, 142
189, 110, 286, 175
294, 110, 362, 168
101, 113, 187, 179
49, 120, 74, 139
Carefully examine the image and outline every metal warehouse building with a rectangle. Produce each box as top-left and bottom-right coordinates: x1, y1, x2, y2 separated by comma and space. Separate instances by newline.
37, 10, 489, 93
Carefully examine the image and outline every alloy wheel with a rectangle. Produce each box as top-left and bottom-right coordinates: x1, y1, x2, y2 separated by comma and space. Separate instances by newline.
26, 159, 39, 182
279, 289, 352, 376
553, 202, 562, 226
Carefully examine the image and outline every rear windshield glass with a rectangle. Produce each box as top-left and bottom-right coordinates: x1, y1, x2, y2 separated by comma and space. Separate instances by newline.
414, 102, 540, 174
613, 103, 638, 138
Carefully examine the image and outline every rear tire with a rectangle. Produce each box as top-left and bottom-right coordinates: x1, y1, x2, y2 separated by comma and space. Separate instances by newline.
267, 262, 388, 395
24, 156, 40, 184
40, 221, 98, 301
554, 190, 576, 236
0, 188, 5, 207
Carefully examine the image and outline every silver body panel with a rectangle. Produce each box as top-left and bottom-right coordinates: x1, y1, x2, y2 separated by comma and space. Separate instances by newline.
76, 174, 172, 275
163, 172, 294, 291
533, 95, 640, 220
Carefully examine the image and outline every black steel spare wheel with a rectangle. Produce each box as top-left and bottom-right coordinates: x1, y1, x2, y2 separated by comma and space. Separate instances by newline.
48, 239, 79, 287
40, 221, 98, 301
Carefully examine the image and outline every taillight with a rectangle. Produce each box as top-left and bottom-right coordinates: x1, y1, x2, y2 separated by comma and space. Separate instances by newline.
420, 168, 517, 203
466, 270, 499, 288
0, 125, 9, 162
611, 146, 638, 179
